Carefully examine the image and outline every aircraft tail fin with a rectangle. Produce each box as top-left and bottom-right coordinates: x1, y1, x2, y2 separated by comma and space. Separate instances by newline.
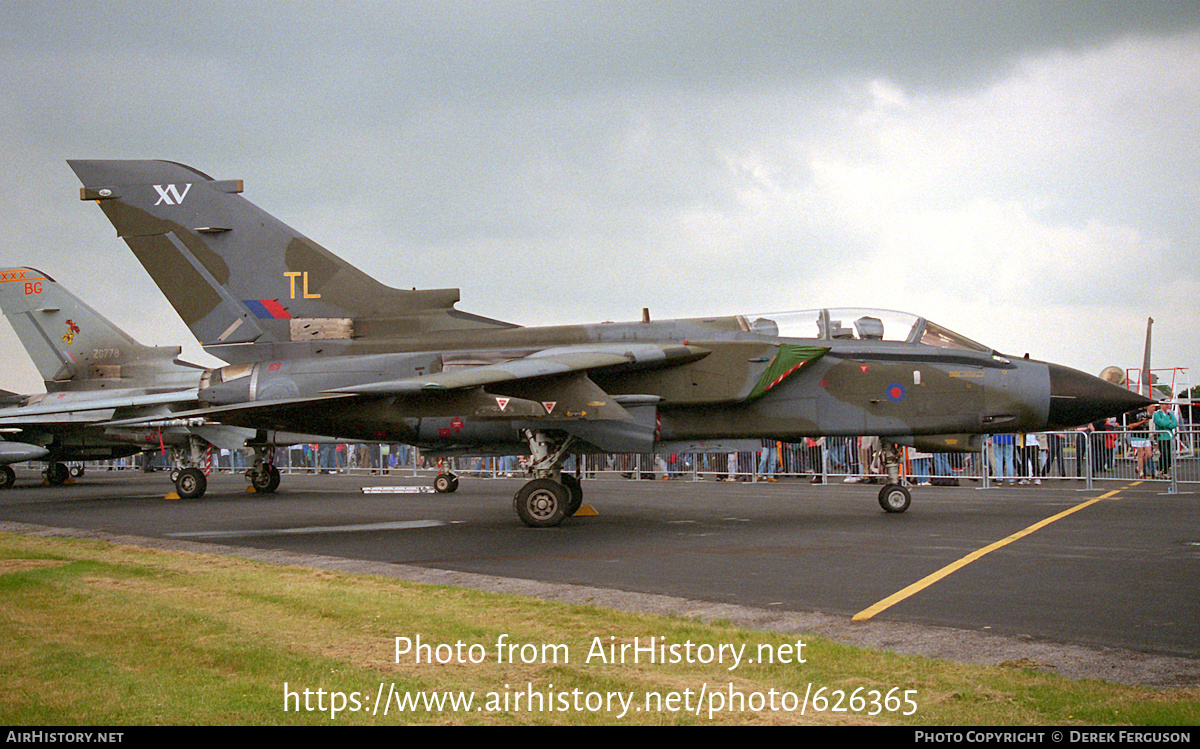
0, 267, 185, 389
68, 160, 516, 362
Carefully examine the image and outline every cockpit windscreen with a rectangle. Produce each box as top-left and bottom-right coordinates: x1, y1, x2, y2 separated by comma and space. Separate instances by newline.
741, 308, 990, 352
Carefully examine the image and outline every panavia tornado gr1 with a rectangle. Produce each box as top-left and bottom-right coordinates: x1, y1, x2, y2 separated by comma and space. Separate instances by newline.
0, 268, 347, 491
65, 159, 1148, 526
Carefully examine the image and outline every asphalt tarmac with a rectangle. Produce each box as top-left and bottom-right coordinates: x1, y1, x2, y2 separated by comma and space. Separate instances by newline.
2, 467, 1197, 681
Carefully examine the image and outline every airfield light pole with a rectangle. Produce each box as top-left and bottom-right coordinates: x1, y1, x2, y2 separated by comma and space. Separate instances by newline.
980, 437, 991, 490
1141, 317, 1154, 399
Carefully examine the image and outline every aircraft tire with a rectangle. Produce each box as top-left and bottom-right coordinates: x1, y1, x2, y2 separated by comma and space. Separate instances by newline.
878, 484, 911, 513
45, 462, 70, 486
513, 479, 568, 528
250, 465, 281, 493
0, 465, 14, 489
176, 468, 207, 500
69, 464, 84, 478
560, 474, 583, 517
433, 473, 459, 493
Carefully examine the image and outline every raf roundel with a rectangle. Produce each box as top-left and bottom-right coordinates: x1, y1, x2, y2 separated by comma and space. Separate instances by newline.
886, 383, 906, 402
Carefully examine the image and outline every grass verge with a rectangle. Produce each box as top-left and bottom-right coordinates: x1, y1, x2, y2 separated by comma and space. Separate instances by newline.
1, 532, 1197, 725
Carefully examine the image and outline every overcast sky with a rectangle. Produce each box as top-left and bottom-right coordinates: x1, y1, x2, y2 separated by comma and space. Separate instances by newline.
0, 1, 1196, 395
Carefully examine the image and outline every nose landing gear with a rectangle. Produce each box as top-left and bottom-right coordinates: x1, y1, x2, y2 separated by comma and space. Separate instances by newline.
877, 443, 912, 513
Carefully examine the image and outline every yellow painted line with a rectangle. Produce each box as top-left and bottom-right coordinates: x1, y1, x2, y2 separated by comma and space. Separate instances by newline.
852, 486, 1129, 622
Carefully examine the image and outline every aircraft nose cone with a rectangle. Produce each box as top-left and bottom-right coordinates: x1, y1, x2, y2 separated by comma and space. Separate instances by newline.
1046, 362, 1152, 428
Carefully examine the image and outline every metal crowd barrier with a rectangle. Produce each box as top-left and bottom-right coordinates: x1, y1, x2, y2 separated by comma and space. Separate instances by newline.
69, 427, 1199, 491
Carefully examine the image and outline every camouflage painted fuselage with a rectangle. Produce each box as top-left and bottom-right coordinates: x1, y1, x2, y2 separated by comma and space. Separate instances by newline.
184, 314, 1074, 456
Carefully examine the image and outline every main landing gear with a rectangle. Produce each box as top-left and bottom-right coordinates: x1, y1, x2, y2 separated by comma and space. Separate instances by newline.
173, 467, 207, 500
876, 443, 912, 513
166, 439, 279, 500
245, 445, 281, 494
43, 462, 70, 486
432, 457, 459, 494
512, 430, 582, 528
169, 435, 214, 499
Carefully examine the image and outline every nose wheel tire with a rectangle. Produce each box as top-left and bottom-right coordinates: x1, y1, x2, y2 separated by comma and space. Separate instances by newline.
513, 479, 569, 528
878, 484, 911, 513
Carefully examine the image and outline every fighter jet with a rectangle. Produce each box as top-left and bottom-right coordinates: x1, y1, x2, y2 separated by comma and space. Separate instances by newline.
0, 396, 50, 487
67, 159, 1149, 525
0, 266, 206, 488
0, 267, 335, 494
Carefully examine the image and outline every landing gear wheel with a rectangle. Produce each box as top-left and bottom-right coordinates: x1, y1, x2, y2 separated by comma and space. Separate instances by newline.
69, 464, 84, 478
878, 484, 911, 513
513, 479, 569, 528
0, 465, 14, 489
560, 474, 583, 517
250, 465, 281, 493
433, 473, 459, 494
175, 467, 207, 500
45, 462, 69, 486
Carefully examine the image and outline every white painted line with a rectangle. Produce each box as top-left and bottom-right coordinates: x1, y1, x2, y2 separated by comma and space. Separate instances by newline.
168, 519, 446, 539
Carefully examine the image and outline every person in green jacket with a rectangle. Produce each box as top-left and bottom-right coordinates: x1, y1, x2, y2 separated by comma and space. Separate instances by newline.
1153, 404, 1179, 478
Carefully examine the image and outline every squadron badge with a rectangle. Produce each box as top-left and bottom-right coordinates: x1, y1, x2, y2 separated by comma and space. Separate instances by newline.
62, 319, 80, 344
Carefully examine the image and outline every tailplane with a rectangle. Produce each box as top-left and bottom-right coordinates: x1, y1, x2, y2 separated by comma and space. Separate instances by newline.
0, 267, 189, 391
68, 160, 516, 362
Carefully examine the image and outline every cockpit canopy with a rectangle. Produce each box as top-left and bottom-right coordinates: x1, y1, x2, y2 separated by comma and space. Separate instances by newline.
743, 308, 991, 353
